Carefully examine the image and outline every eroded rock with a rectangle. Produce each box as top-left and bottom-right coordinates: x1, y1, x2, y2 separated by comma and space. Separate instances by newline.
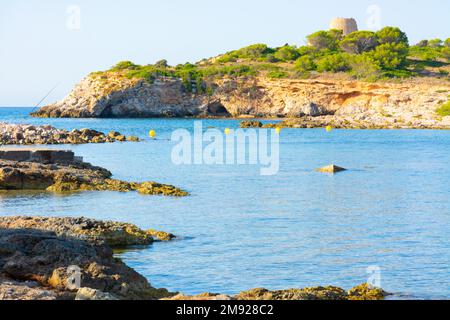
30, 73, 450, 129
75, 288, 118, 300
0, 159, 188, 197
316, 165, 347, 173
240, 121, 263, 128
0, 228, 174, 300
166, 284, 389, 301
0, 216, 176, 247
0, 123, 138, 145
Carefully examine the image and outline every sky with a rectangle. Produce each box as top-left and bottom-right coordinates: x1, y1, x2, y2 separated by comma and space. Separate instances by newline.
0, 0, 449, 106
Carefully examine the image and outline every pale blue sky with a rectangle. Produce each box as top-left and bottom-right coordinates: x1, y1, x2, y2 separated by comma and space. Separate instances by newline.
1, 0, 449, 106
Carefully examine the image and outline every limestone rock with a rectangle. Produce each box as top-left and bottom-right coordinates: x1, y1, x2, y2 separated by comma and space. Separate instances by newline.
164, 293, 233, 301
236, 286, 348, 300
136, 181, 189, 197
285, 99, 327, 117
75, 288, 118, 300
169, 283, 389, 301
0, 216, 176, 247
30, 73, 450, 129
316, 165, 347, 173
146, 229, 176, 242
108, 131, 121, 139
115, 135, 126, 142
0, 123, 137, 145
348, 283, 388, 300
0, 228, 174, 300
0, 158, 188, 197
127, 136, 140, 142
0, 160, 189, 197
240, 121, 263, 128
0, 277, 60, 300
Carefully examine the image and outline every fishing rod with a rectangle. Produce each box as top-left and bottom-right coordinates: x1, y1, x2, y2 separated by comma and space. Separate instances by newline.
30, 82, 61, 112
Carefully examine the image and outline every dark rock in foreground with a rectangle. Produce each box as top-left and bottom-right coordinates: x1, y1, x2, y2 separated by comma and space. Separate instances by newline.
0, 228, 173, 300
0, 216, 389, 301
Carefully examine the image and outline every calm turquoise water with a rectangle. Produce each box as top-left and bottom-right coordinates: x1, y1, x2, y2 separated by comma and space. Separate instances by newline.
1, 107, 450, 299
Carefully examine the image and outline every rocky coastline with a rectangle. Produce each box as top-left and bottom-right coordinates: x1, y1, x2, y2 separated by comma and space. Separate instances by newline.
31, 74, 450, 129
167, 283, 388, 301
0, 216, 388, 301
0, 123, 139, 145
0, 157, 188, 196
0, 216, 176, 300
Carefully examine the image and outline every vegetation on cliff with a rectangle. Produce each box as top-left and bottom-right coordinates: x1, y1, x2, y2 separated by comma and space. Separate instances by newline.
91, 27, 449, 93
436, 99, 450, 117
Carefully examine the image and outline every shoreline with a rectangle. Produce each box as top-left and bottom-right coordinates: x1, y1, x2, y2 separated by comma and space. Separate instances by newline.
29, 74, 450, 131
0, 123, 141, 145
0, 215, 389, 301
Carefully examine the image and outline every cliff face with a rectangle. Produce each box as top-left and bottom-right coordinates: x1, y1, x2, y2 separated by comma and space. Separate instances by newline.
32, 72, 450, 128
32, 74, 210, 118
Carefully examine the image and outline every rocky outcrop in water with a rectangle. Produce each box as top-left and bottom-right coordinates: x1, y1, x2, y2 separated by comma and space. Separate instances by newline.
0, 123, 139, 145
0, 227, 173, 300
316, 165, 347, 173
0, 216, 175, 246
31, 73, 450, 129
0, 159, 188, 196
166, 283, 389, 301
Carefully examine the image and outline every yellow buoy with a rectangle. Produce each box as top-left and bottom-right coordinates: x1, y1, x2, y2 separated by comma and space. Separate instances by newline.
149, 130, 156, 138
275, 127, 281, 134
224, 128, 230, 135
326, 126, 333, 132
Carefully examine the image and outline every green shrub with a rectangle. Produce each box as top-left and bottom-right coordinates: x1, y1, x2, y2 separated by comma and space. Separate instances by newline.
267, 70, 288, 79
416, 40, 429, 47
125, 64, 174, 81
347, 55, 381, 80
315, 53, 350, 72
340, 31, 379, 54
445, 38, 450, 48
442, 47, 450, 62
428, 39, 443, 48
294, 55, 316, 73
265, 54, 279, 63
381, 69, 415, 78
307, 30, 342, 50
409, 46, 443, 61
297, 46, 319, 57
111, 61, 139, 71
155, 59, 169, 68
274, 45, 300, 61
237, 44, 272, 59
436, 100, 450, 116
376, 27, 409, 46
216, 53, 238, 63
369, 43, 409, 70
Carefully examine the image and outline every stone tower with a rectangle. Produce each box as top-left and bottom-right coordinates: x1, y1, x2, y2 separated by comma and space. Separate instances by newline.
329, 18, 358, 35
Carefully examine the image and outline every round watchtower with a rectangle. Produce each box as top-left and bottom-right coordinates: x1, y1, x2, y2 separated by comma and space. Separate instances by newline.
329, 18, 358, 35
